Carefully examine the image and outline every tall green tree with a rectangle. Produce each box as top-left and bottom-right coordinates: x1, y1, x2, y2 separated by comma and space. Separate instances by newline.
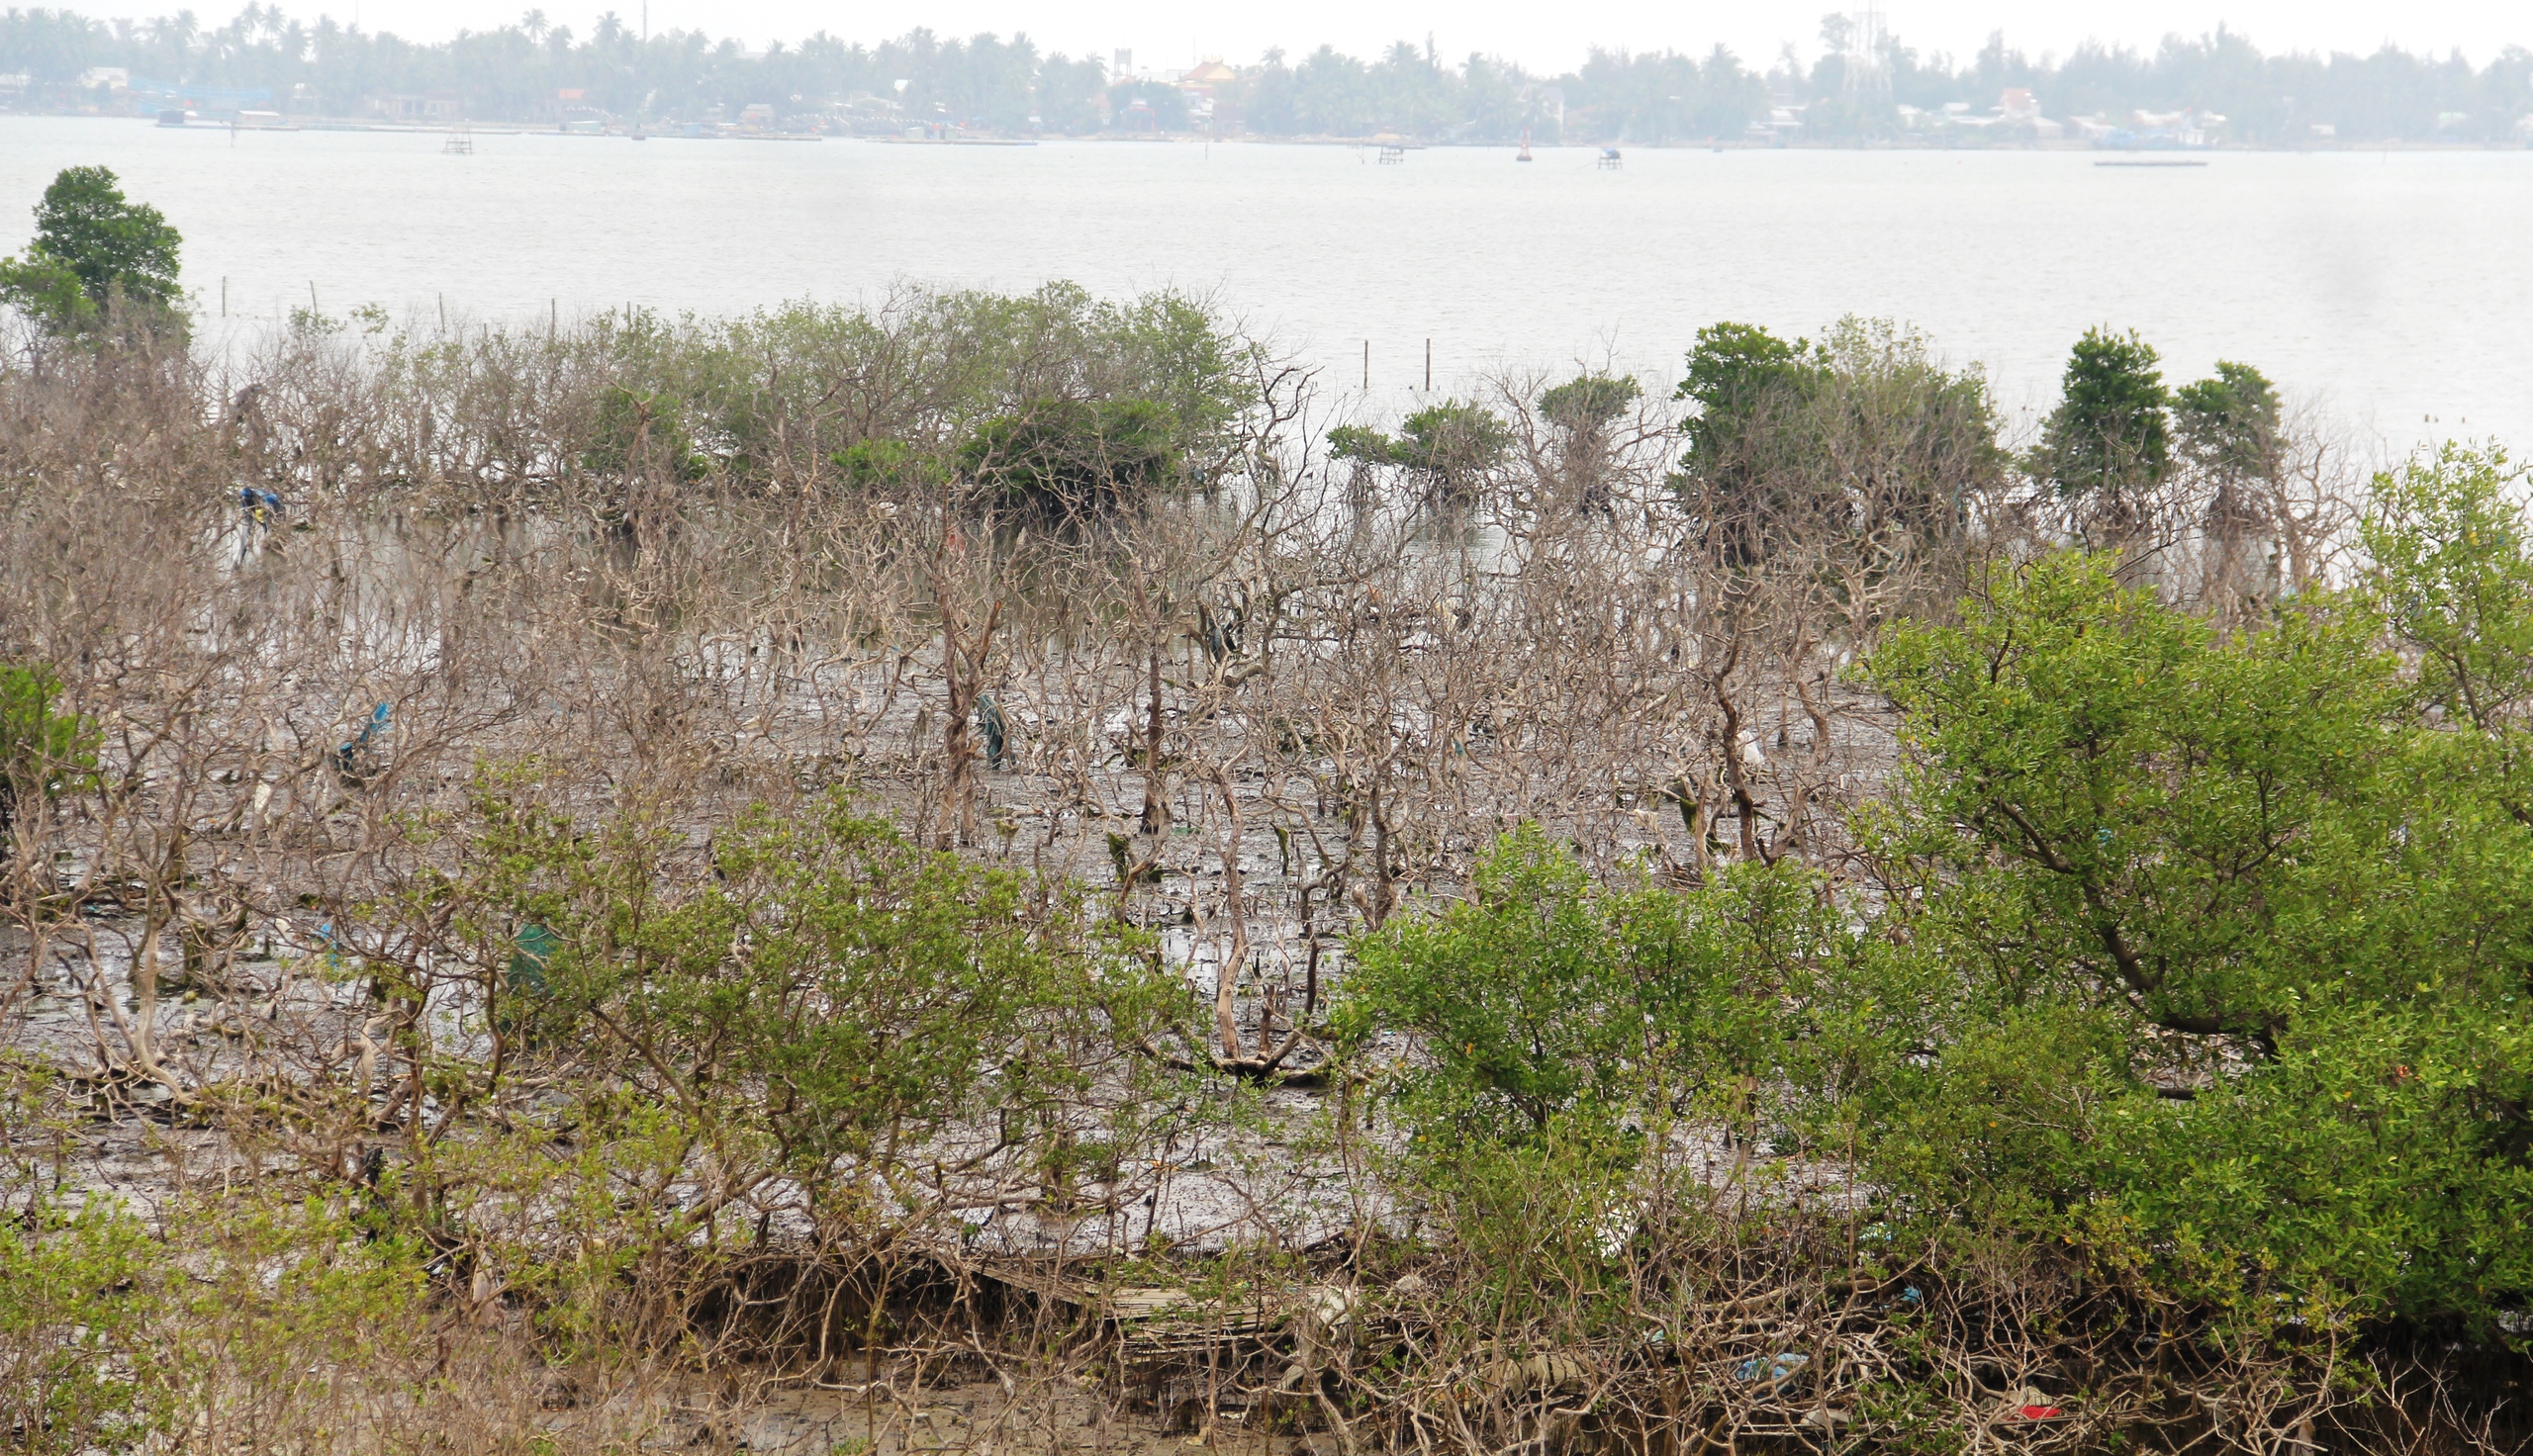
2174, 358, 2283, 482
2031, 326, 2169, 515
0, 165, 183, 332
1675, 320, 1823, 495
1850, 537, 2533, 1333
1674, 318, 2001, 581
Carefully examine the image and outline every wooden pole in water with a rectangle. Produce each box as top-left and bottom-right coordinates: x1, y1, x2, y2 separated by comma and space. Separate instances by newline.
1362, 340, 1368, 390
220, 277, 227, 318
1425, 338, 1431, 391
438, 293, 445, 330
308, 281, 319, 314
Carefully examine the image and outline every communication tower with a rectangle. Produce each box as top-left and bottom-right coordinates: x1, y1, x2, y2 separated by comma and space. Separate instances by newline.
1843, 3, 1892, 109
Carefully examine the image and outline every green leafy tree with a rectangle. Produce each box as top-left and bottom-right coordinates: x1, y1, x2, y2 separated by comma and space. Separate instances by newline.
829, 437, 941, 492
1538, 372, 1641, 437
1675, 321, 1822, 485
458, 787, 1193, 1228
1540, 372, 1642, 505
2363, 444, 2533, 808
1341, 825, 1839, 1145
581, 284, 1253, 498
1325, 403, 1509, 500
0, 665, 99, 867
2176, 360, 2286, 597
1675, 318, 2001, 580
1851, 547, 2533, 1331
0, 1199, 173, 1454
957, 397, 1181, 513
1396, 401, 1513, 499
1326, 423, 1396, 467
2030, 326, 2170, 511
0, 166, 183, 332
2175, 359, 2282, 482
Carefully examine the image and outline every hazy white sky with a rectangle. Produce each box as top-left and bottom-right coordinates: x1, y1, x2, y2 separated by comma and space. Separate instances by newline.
60, 0, 2528, 71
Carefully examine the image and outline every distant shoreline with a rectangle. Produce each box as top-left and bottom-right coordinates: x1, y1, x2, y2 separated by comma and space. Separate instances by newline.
5, 113, 2530, 153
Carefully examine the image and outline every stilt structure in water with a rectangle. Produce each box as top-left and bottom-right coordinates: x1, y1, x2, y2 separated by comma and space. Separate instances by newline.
442, 120, 473, 155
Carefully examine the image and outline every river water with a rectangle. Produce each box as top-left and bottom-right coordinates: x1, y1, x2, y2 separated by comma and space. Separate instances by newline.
4, 116, 2529, 452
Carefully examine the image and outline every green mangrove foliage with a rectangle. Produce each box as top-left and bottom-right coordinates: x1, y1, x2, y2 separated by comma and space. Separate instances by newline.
1848, 550, 2528, 1330
1329, 400, 1512, 499
313, 282, 1260, 499
0, 165, 183, 335
1537, 372, 1642, 439
0, 664, 98, 860
2175, 359, 2285, 484
1342, 827, 1846, 1146
957, 397, 1182, 513
405, 780, 1197, 1246
2029, 325, 2173, 507
1343, 446, 2533, 1343
0, 1178, 423, 1456
1673, 318, 2007, 574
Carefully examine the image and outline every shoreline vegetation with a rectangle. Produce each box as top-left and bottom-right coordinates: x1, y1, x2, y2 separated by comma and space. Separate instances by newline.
19, 112, 2533, 153
3, 6, 2530, 148
5, 174, 2533, 1453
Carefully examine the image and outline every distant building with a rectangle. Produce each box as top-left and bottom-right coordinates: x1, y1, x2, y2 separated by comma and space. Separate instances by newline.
374, 92, 459, 125
1924, 90, 2067, 140
1112, 48, 1132, 81
1174, 59, 1234, 131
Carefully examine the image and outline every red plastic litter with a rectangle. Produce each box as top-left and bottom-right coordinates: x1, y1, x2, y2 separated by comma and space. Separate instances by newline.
2016, 1405, 2064, 1420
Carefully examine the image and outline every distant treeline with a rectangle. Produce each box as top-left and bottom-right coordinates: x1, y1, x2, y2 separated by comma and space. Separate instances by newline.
2, 5, 2529, 143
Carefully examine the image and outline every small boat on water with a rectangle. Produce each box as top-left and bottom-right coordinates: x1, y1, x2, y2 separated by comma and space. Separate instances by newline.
1517, 131, 1533, 162
629, 128, 648, 140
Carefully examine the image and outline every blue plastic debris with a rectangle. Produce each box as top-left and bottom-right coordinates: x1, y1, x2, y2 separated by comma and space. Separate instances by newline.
1733, 1352, 1809, 1384
333, 702, 392, 781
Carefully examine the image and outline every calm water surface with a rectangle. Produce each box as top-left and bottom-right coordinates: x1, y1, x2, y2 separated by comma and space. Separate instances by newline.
4, 117, 2528, 450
